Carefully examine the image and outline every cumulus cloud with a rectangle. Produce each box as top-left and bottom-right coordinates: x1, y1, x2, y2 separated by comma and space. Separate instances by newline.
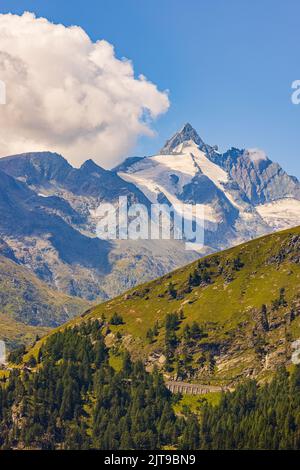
0, 12, 169, 167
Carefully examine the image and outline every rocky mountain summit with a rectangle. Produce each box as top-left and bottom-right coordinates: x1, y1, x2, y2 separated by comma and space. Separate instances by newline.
160, 122, 216, 155
118, 123, 300, 250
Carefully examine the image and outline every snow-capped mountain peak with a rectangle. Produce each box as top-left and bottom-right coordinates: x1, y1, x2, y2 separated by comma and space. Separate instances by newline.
160, 122, 216, 155
117, 124, 300, 252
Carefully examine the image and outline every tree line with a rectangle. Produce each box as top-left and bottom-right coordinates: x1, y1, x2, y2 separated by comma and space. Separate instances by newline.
1, 318, 300, 449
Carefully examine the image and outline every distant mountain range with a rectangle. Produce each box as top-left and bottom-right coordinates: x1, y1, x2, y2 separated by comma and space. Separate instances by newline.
0, 123, 299, 320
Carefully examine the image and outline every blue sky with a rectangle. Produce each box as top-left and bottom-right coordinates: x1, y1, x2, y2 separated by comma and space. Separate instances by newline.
1, 0, 300, 176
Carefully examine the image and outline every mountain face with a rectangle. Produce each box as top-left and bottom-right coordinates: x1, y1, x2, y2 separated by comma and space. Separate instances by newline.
0, 253, 88, 349
0, 124, 299, 310
0, 168, 112, 300
0, 151, 198, 305
0, 151, 151, 220
118, 123, 300, 249
210, 146, 300, 204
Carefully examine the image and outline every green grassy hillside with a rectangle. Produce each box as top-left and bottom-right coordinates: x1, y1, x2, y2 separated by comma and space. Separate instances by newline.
0, 254, 89, 348
25, 225, 300, 385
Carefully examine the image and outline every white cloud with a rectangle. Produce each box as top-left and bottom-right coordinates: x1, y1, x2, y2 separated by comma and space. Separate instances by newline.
245, 148, 268, 163
0, 12, 169, 168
